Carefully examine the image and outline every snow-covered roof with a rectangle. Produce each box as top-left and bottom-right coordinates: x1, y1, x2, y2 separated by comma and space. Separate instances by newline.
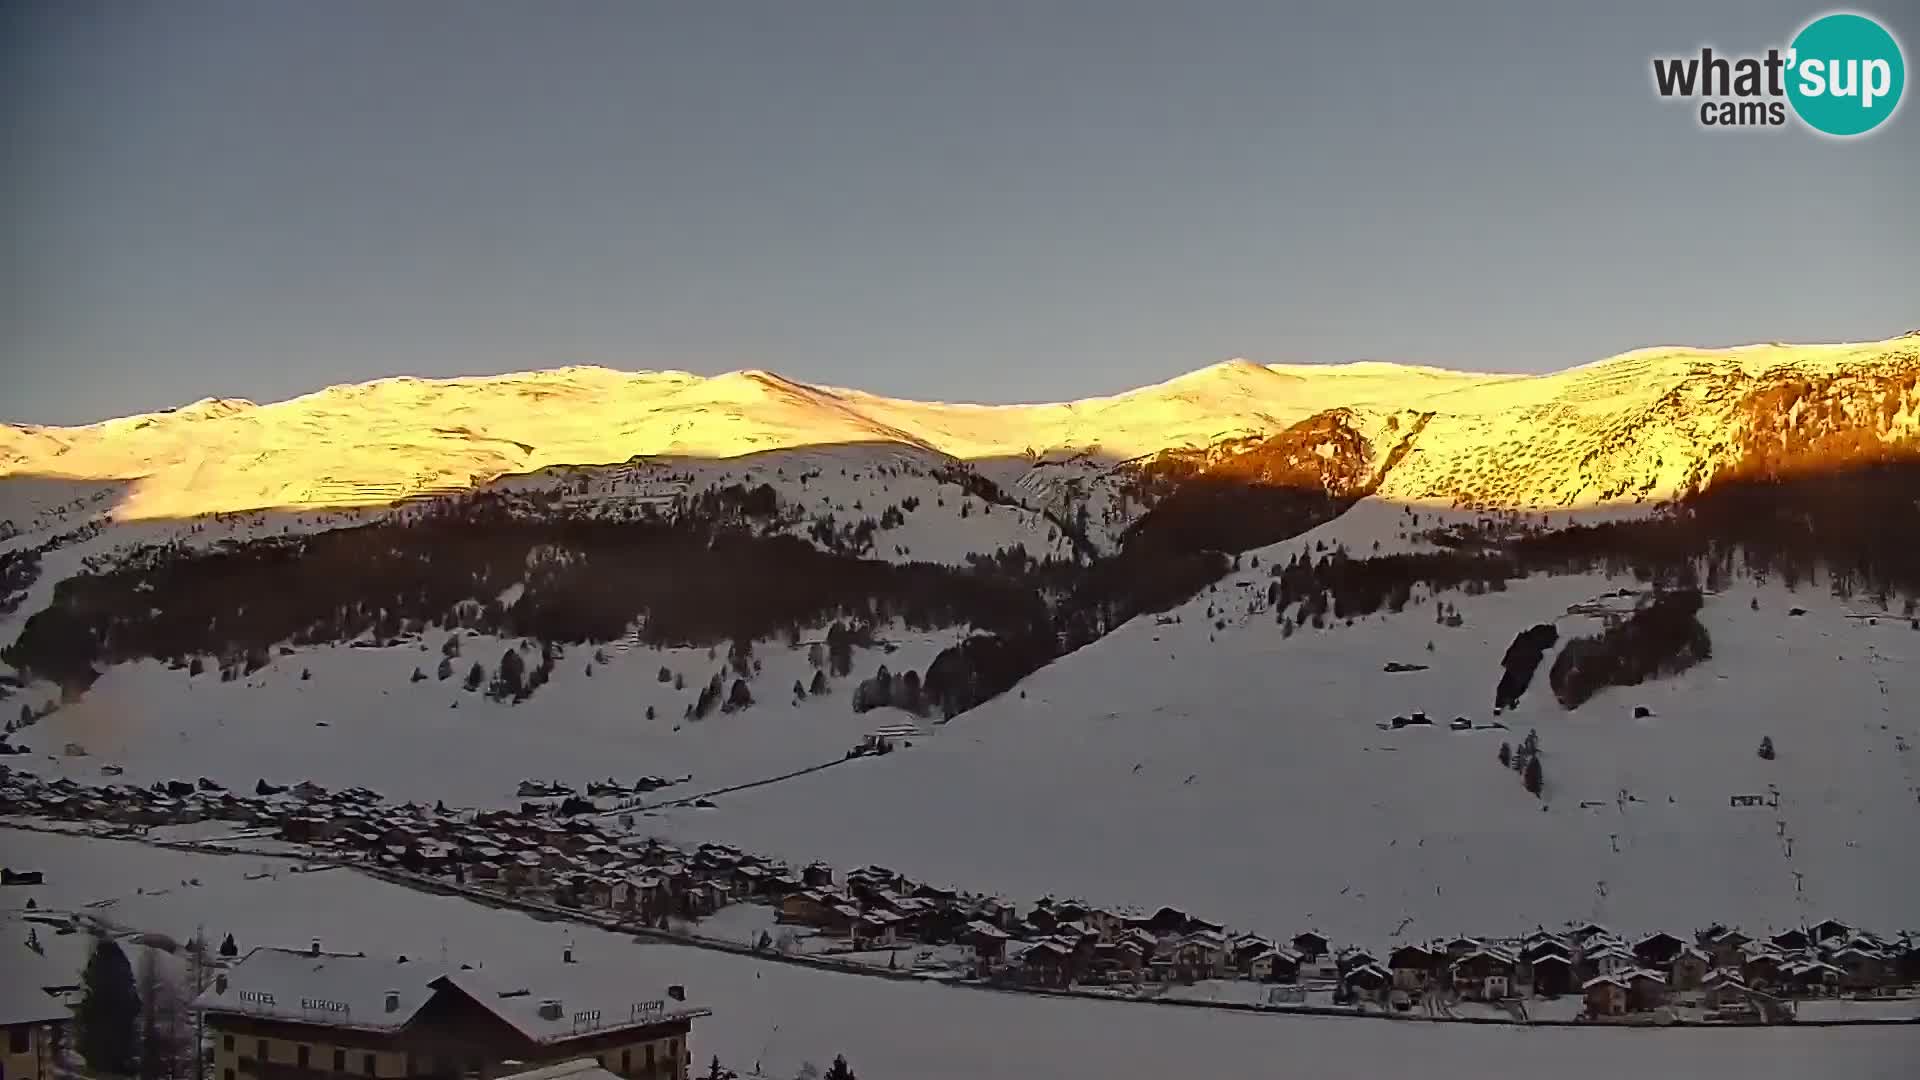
0, 963, 72, 1027
191, 948, 439, 1032
192, 948, 707, 1042
498, 1060, 623, 1080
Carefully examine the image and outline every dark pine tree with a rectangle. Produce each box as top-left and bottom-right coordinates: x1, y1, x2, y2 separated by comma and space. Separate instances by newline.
218, 933, 237, 958
77, 935, 140, 1073
1758, 736, 1776, 760
1497, 742, 1512, 768
823, 1055, 857, 1080
1523, 754, 1544, 797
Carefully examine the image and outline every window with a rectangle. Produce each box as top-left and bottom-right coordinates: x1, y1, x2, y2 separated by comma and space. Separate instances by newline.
297, 1047, 310, 1069
619, 1050, 629, 1075
643, 1047, 654, 1070
225, 1036, 236, 1053
226, 1070, 236, 1080
258, 1041, 270, 1064
364, 1055, 377, 1077
10, 1026, 29, 1053
334, 1051, 346, 1073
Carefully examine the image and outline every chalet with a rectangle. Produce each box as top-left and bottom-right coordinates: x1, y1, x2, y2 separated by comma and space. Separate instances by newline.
1290, 931, 1329, 963
965, 922, 1011, 968
504, 852, 544, 889
1583, 975, 1628, 1018
1626, 969, 1668, 1011
1811, 919, 1851, 945
911, 883, 959, 906
1186, 916, 1227, 937
1172, 931, 1230, 981
802, 863, 835, 889
1707, 928, 1752, 969
852, 912, 898, 948
1742, 952, 1785, 989
777, 891, 834, 926
822, 904, 860, 938
1570, 923, 1612, 947
1585, 945, 1633, 980
1387, 945, 1437, 991
1529, 953, 1574, 997
625, 875, 669, 921
1668, 945, 1711, 991
1342, 963, 1390, 1003
1451, 949, 1516, 1001
1769, 928, 1811, 952
580, 878, 617, 909
1444, 936, 1481, 960
972, 898, 1018, 930
1245, 949, 1292, 983
1633, 932, 1686, 968
1783, 960, 1844, 996
1521, 930, 1567, 959
1830, 947, 1888, 991
1020, 941, 1074, 988
1231, 935, 1276, 974
1118, 928, 1162, 958
1093, 940, 1146, 983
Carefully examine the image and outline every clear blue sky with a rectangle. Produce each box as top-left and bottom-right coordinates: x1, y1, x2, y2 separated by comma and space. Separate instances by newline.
4, 1, 1915, 425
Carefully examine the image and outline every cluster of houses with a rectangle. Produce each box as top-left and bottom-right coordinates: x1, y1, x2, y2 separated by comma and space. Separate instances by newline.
4, 763, 1917, 1024
1341, 921, 1918, 1022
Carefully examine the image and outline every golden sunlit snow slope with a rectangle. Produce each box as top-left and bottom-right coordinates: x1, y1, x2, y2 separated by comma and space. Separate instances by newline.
2, 336, 1916, 521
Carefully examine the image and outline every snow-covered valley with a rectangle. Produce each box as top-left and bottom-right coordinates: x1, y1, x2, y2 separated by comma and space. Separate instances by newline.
7, 334, 1920, 1075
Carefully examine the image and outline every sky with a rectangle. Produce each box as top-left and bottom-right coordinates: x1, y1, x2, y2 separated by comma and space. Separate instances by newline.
3, 1, 1916, 426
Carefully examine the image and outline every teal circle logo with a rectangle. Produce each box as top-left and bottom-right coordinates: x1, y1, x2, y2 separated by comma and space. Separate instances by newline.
1786, 13, 1905, 136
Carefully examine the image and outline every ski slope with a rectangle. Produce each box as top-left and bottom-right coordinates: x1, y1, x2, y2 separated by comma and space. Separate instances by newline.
634, 571, 1920, 945
9, 626, 958, 808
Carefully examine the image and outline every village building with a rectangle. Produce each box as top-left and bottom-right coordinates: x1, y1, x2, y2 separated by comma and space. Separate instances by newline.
1341, 963, 1390, 1003
1017, 941, 1074, 988
1668, 945, 1711, 991
1450, 949, 1515, 1002
1810, 919, 1852, 946
1705, 928, 1751, 969
1582, 975, 1628, 1018
1091, 940, 1147, 984
1529, 953, 1575, 997
1742, 950, 1785, 989
964, 922, 1011, 973
192, 947, 708, 1080
1632, 932, 1686, 969
1289, 931, 1329, 964
1625, 969, 1668, 1012
1769, 928, 1811, 952
1386, 945, 1437, 991
1585, 945, 1633, 980
1, 972, 71, 1080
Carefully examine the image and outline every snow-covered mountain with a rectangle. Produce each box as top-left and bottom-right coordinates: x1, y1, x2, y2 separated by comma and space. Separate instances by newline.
6, 335, 1916, 533
6, 333, 1920, 963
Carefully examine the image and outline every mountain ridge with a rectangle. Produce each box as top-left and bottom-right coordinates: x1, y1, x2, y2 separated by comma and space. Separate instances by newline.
2, 335, 1917, 526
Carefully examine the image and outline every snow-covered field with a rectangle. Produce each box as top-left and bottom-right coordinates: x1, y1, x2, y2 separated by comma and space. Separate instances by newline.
5, 832, 1917, 1080
9, 626, 958, 807
629, 571, 1920, 944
